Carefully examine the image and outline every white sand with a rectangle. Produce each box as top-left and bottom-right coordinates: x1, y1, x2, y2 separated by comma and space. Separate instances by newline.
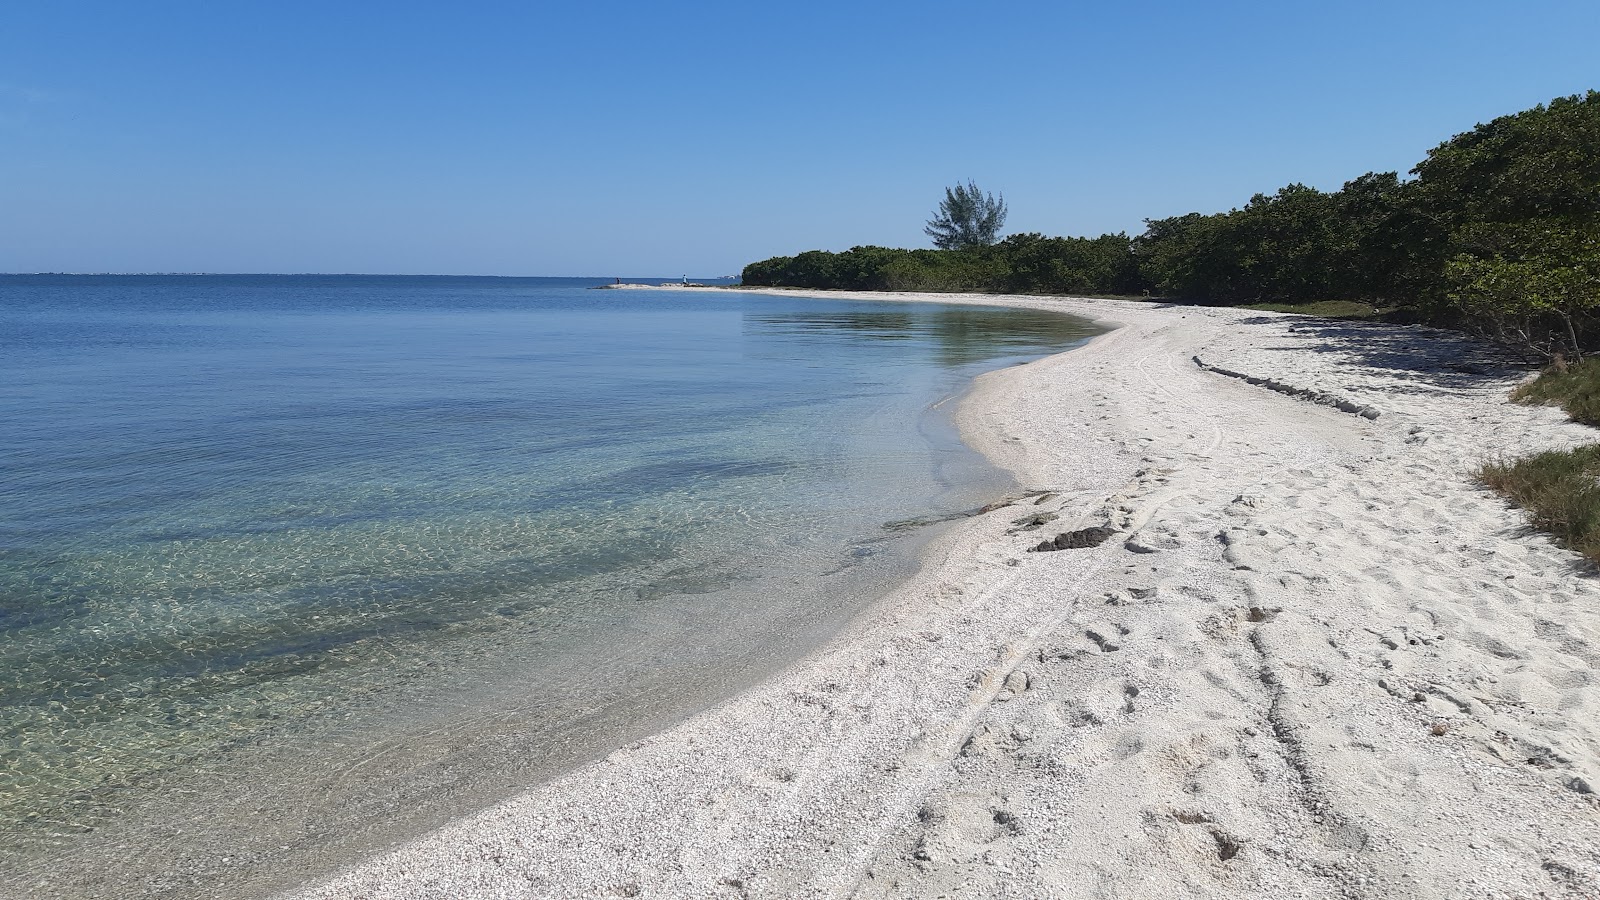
290, 293, 1600, 899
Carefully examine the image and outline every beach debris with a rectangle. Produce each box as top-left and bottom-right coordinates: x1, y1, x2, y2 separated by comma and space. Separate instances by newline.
1085, 629, 1120, 653
1192, 353, 1382, 419
883, 511, 980, 531
1030, 526, 1116, 552
884, 497, 1018, 532
1010, 511, 1058, 531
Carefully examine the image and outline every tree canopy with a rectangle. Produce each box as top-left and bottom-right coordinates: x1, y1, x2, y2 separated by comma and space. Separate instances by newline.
925, 181, 1008, 250
744, 91, 1600, 359
1417, 91, 1600, 356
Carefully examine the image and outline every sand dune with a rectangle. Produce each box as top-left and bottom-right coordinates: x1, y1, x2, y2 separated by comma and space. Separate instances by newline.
292, 294, 1600, 899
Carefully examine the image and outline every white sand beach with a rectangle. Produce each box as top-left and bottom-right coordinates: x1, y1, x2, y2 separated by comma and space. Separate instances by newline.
291, 293, 1600, 899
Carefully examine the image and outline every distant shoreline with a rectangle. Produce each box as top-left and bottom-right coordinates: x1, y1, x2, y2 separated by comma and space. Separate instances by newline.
593, 281, 723, 290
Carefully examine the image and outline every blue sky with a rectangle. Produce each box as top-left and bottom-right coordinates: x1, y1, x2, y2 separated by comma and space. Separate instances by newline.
2, 1, 1596, 276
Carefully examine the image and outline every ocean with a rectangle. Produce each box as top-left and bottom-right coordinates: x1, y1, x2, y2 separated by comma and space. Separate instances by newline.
0, 275, 1100, 896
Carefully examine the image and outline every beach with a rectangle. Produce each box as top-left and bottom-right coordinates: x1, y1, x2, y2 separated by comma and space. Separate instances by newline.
291, 292, 1600, 899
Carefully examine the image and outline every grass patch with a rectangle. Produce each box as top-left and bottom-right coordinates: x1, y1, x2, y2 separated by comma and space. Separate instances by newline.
1511, 356, 1600, 426
1238, 300, 1395, 320
1479, 445, 1600, 563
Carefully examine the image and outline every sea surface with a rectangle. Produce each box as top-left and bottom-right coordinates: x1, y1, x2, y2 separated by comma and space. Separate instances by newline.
0, 275, 1100, 896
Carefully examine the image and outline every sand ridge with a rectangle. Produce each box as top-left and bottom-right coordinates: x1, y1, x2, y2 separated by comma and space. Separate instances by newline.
291, 294, 1600, 899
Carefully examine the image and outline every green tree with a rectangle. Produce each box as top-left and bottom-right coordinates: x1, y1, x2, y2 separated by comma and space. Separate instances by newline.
992, 232, 1142, 295
1445, 227, 1600, 357
1135, 211, 1236, 299
1229, 184, 1350, 301
925, 181, 1007, 250
1135, 185, 1353, 303
1334, 171, 1441, 304
1413, 90, 1600, 355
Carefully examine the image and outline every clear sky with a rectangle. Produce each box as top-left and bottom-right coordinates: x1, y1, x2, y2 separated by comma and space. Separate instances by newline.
2, 1, 1596, 276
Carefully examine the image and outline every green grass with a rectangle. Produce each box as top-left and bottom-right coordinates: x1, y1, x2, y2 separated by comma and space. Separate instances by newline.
1237, 299, 1396, 320
1480, 445, 1600, 563
1511, 356, 1600, 426
1487, 358, 1600, 563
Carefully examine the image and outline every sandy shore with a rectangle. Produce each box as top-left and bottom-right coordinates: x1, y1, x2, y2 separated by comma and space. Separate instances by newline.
290, 293, 1600, 899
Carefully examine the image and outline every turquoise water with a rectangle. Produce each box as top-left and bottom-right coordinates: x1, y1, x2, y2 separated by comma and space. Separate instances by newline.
0, 275, 1099, 896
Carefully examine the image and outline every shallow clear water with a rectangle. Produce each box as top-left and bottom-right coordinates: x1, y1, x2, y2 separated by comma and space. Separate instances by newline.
0, 275, 1099, 895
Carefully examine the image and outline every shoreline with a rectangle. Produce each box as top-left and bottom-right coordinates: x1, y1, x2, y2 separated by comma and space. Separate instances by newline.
294, 293, 1600, 899
2, 289, 1088, 900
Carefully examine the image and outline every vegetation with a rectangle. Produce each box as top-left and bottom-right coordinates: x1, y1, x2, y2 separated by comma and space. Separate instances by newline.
743, 91, 1600, 359
924, 181, 1007, 250
1483, 355, 1600, 562
1510, 356, 1600, 426
1238, 300, 1393, 320
1479, 446, 1600, 563
741, 233, 1143, 295
1419, 93, 1600, 358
